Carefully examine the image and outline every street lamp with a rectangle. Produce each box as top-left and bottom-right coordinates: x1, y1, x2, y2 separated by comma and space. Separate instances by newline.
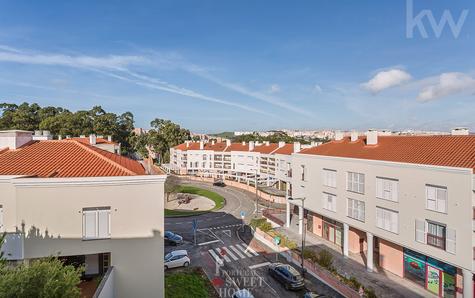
288, 196, 306, 278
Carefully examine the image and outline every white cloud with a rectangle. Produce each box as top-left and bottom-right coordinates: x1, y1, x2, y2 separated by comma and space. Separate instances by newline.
417, 72, 475, 102
362, 69, 412, 93
313, 84, 322, 93
268, 84, 281, 94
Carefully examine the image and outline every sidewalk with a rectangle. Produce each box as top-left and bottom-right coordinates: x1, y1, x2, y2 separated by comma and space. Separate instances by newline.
275, 224, 436, 298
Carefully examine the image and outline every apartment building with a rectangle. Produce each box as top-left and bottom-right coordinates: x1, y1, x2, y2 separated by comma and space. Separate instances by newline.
168, 140, 304, 189
0, 130, 166, 298
288, 129, 475, 298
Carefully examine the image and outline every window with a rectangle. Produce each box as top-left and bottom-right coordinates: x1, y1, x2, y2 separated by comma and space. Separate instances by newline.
0, 205, 3, 232
203, 155, 207, 161
376, 177, 398, 202
347, 172, 365, 194
427, 222, 446, 250
300, 165, 306, 181
322, 169, 337, 188
376, 207, 398, 233
347, 198, 365, 222
426, 185, 447, 213
322, 193, 336, 212
202, 162, 206, 168
83, 207, 111, 240
415, 219, 456, 254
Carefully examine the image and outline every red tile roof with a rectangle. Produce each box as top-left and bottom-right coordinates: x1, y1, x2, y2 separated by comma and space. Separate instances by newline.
273, 144, 294, 155
72, 137, 118, 146
300, 135, 475, 172
251, 143, 280, 154
0, 140, 145, 177
224, 143, 249, 152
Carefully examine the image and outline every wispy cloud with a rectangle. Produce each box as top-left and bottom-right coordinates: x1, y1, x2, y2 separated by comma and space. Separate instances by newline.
0, 45, 271, 115
362, 69, 412, 93
417, 72, 475, 102
268, 84, 281, 94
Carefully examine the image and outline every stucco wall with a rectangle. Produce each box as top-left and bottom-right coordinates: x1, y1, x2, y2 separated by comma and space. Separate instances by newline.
379, 238, 404, 277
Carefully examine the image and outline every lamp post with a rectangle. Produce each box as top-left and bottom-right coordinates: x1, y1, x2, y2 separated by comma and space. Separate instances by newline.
288, 196, 306, 278
255, 169, 259, 216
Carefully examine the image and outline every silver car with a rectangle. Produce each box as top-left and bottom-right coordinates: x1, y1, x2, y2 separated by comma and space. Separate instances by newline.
164, 250, 190, 269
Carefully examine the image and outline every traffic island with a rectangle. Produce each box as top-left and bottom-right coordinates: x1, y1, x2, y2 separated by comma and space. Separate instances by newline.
165, 185, 225, 217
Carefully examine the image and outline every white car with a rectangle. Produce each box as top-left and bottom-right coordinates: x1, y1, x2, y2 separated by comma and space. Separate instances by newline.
164, 250, 190, 269
233, 289, 255, 298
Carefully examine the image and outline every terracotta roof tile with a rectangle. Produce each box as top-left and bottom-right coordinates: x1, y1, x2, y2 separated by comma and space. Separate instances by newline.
273, 144, 294, 155
300, 135, 475, 172
251, 143, 280, 154
72, 137, 118, 146
0, 140, 145, 177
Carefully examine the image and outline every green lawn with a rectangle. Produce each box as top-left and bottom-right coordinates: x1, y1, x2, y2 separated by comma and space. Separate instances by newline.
165, 186, 225, 217
165, 268, 218, 298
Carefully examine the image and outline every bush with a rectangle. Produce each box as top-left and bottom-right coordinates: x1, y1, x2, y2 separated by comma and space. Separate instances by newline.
365, 287, 377, 298
249, 218, 267, 229
316, 249, 333, 269
259, 221, 273, 232
346, 276, 361, 291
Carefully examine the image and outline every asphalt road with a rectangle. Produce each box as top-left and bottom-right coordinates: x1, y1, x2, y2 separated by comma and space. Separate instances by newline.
165, 178, 342, 298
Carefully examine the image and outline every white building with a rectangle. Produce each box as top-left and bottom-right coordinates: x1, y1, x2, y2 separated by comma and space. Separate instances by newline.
288, 129, 475, 297
0, 130, 166, 298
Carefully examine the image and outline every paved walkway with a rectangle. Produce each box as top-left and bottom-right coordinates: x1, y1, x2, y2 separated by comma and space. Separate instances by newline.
274, 222, 436, 298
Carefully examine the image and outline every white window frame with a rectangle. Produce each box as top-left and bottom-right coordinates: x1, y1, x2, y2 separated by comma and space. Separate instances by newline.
322, 192, 337, 212
301, 165, 306, 181
425, 185, 447, 214
347, 172, 365, 194
82, 207, 111, 240
347, 198, 365, 222
322, 169, 337, 188
376, 177, 398, 202
0, 205, 4, 232
376, 207, 399, 233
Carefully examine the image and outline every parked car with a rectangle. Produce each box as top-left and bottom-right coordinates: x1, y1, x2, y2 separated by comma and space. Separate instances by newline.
268, 263, 304, 290
164, 250, 190, 269
304, 291, 326, 298
232, 289, 254, 298
213, 180, 226, 187
164, 231, 183, 245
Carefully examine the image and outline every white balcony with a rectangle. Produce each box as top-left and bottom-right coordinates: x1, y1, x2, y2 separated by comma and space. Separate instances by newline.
0, 232, 24, 260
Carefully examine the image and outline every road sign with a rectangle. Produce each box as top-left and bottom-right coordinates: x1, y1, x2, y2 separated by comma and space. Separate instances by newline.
273, 236, 281, 246
240, 211, 245, 219
192, 219, 198, 232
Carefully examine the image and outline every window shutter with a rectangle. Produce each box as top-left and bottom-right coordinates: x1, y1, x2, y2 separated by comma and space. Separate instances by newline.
436, 188, 447, 213
376, 208, 383, 228
415, 219, 426, 243
391, 180, 398, 202
426, 186, 436, 210
84, 211, 97, 239
98, 209, 110, 238
376, 178, 383, 198
446, 228, 456, 254
391, 211, 398, 233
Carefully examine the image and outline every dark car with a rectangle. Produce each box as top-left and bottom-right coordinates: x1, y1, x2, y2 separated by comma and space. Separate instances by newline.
304, 291, 326, 298
268, 263, 304, 290
213, 180, 226, 187
164, 231, 183, 246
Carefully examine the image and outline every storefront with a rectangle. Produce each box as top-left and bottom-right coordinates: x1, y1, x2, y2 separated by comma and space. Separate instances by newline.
322, 217, 343, 247
403, 248, 456, 297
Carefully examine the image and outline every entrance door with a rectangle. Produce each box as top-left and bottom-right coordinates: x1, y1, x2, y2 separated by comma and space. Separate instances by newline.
426, 265, 442, 296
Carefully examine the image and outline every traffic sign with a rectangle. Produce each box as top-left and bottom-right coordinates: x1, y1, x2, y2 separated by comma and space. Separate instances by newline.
273, 236, 281, 245
240, 211, 245, 218
192, 219, 198, 232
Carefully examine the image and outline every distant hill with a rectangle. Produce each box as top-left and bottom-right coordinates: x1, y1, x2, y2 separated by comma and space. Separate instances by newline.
209, 131, 235, 138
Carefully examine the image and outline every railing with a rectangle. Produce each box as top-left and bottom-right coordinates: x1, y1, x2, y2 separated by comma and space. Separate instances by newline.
93, 267, 114, 298
427, 234, 446, 250
0, 232, 24, 260
262, 209, 285, 226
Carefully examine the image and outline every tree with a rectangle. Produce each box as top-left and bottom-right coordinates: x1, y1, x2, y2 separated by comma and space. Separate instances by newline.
164, 175, 180, 202
148, 118, 190, 163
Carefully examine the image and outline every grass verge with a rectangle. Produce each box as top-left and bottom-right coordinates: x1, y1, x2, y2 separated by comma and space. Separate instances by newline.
165, 267, 218, 298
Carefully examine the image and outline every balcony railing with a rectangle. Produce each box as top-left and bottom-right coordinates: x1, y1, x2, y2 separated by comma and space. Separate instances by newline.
427, 234, 446, 250
93, 266, 114, 298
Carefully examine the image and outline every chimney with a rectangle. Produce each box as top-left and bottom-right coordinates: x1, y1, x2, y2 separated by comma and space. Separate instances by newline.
185, 140, 191, 148
66, 135, 71, 139
58, 135, 63, 140
107, 135, 112, 142
293, 142, 301, 153
43, 130, 50, 136
89, 134, 97, 145
249, 141, 255, 151
264, 141, 270, 146
34, 130, 42, 136
334, 130, 344, 141
226, 139, 231, 147
199, 140, 204, 150
451, 127, 469, 136
80, 135, 86, 138
242, 141, 246, 145
211, 140, 215, 145
366, 130, 378, 145
0, 130, 33, 149
350, 131, 358, 142
278, 141, 285, 148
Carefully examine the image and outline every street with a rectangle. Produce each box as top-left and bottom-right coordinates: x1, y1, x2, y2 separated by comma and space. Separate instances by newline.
165, 178, 343, 298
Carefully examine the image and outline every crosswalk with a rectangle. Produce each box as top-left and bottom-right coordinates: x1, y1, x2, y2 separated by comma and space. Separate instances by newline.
208, 223, 242, 230
208, 243, 259, 264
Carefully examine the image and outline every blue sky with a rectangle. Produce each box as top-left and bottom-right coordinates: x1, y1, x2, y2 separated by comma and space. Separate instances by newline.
0, 0, 474, 133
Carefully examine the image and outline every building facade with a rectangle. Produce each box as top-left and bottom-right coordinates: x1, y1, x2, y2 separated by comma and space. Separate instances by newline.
0, 130, 166, 298
288, 129, 475, 298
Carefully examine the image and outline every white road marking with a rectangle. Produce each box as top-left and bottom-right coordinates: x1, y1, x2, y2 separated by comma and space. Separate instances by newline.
208, 249, 224, 266
208, 228, 224, 244
248, 262, 270, 269
239, 243, 259, 256
228, 245, 246, 259
198, 239, 221, 246
222, 229, 232, 237
222, 247, 238, 261
236, 243, 253, 257
215, 248, 231, 262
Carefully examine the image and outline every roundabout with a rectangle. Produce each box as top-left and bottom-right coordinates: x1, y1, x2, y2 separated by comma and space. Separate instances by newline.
165, 185, 225, 217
